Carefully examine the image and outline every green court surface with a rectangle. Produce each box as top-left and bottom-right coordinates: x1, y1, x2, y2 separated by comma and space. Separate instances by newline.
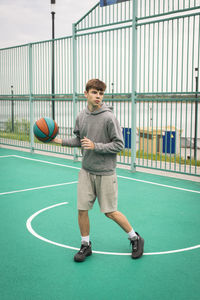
0, 148, 200, 300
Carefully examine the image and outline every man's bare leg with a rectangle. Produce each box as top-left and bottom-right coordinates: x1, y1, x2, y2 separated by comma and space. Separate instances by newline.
105, 211, 133, 233
78, 210, 90, 236
74, 210, 92, 262
105, 210, 144, 259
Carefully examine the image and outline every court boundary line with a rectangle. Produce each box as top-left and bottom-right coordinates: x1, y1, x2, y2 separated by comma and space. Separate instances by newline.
0, 155, 200, 256
118, 175, 200, 194
13, 155, 81, 170
0, 181, 78, 196
7, 155, 200, 195
0, 155, 16, 158
2, 154, 199, 256
26, 202, 200, 256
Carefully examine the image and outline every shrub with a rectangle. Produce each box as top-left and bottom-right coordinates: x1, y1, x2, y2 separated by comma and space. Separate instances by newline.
5, 119, 30, 135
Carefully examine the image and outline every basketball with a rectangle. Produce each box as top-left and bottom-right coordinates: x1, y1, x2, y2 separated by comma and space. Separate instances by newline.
33, 117, 58, 143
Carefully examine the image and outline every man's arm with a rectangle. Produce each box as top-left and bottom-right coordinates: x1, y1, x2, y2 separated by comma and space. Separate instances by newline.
51, 137, 81, 147
81, 137, 95, 149
81, 118, 124, 153
93, 118, 124, 154
52, 117, 81, 147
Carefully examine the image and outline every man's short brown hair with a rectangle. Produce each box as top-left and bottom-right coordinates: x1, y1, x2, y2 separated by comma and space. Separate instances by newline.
85, 79, 106, 92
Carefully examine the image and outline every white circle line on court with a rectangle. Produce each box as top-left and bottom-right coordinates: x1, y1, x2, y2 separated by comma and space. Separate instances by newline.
26, 202, 200, 256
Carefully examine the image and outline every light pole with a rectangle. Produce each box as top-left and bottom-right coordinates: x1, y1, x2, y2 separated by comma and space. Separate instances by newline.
51, 0, 56, 120
111, 82, 114, 99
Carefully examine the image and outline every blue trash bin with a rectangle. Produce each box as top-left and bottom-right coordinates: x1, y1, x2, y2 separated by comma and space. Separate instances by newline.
122, 128, 131, 149
162, 131, 176, 154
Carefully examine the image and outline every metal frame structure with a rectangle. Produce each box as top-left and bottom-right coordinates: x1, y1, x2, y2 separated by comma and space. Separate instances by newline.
0, 0, 200, 176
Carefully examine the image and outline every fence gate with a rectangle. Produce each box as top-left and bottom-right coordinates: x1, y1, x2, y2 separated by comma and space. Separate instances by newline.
0, 0, 200, 177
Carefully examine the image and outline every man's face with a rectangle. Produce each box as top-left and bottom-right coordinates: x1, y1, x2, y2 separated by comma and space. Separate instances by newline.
84, 88, 104, 111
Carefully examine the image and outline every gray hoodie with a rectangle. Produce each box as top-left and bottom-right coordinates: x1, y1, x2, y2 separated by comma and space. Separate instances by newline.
62, 103, 124, 175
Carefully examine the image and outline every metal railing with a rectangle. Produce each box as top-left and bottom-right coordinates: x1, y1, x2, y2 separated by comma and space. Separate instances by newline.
1, 94, 199, 175
0, 0, 200, 176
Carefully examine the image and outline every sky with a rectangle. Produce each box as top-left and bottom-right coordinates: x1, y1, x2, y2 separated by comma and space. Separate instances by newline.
0, 0, 98, 49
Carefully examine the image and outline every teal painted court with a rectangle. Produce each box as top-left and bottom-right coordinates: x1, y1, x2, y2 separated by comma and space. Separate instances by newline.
0, 148, 200, 299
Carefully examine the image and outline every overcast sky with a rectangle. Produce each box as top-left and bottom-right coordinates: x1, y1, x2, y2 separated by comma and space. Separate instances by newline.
0, 0, 98, 49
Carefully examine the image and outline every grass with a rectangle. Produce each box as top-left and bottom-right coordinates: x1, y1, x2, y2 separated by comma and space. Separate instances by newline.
0, 132, 49, 145
120, 149, 200, 167
0, 131, 200, 167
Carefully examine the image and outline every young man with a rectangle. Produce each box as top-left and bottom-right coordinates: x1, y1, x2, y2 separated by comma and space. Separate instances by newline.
53, 79, 144, 262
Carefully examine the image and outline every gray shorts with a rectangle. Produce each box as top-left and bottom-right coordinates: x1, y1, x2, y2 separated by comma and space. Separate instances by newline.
77, 169, 118, 213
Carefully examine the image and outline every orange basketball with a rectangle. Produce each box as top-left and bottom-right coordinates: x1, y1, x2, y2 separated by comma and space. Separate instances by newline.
33, 117, 58, 143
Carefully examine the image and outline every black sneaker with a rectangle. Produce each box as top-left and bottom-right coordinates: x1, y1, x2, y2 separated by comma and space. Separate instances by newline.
129, 232, 144, 259
74, 241, 92, 262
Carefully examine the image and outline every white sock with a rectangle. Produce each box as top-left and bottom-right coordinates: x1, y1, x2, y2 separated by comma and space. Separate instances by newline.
81, 235, 90, 244
128, 228, 137, 240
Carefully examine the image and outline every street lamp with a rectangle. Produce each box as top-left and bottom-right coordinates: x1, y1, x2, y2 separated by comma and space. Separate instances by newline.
51, 0, 56, 120
111, 82, 114, 99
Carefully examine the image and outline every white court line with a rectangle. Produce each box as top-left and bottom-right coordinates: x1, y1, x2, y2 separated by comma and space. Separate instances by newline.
26, 202, 79, 252
0, 155, 15, 158
0, 181, 77, 196
11, 154, 200, 195
118, 175, 200, 194
26, 202, 200, 256
2, 154, 199, 256
13, 155, 81, 170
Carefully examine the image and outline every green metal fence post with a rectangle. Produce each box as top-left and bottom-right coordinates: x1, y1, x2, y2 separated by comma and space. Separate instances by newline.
72, 23, 78, 161
11, 85, 14, 132
29, 43, 34, 152
194, 67, 199, 161
131, 0, 138, 172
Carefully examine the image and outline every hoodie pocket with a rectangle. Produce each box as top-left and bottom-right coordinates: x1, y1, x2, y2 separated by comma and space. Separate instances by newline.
83, 151, 105, 171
